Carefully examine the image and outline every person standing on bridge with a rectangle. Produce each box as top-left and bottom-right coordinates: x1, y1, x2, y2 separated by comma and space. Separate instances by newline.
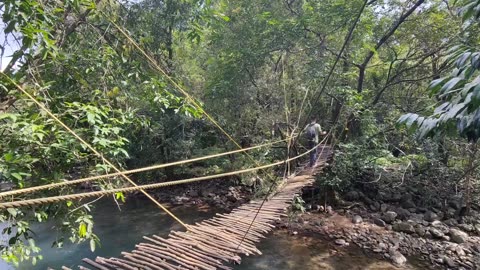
303, 117, 324, 167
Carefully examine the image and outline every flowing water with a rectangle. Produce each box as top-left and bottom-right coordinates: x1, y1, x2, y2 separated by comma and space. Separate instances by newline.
2, 198, 419, 269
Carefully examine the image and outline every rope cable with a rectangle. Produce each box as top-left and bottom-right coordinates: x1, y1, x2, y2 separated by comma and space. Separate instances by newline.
0, 135, 330, 209
0, 137, 293, 198
0, 72, 188, 229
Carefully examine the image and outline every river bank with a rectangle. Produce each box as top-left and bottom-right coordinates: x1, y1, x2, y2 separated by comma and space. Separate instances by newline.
280, 183, 480, 269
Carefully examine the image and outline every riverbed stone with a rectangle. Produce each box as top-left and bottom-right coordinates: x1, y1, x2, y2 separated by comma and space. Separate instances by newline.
458, 223, 474, 232
373, 218, 386, 227
389, 249, 407, 266
430, 228, 444, 239
424, 211, 439, 222
352, 215, 363, 224
382, 211, 398, 223
444, 218, 458, 227
335, 239, 348, 246
396, 208, 411, 220
443, 256, 456, 268
415, 227, 426, 237
345, 190, 360, 201
393, 222, 415, 234
402, 198, 416, 209
450, 229, 469, 243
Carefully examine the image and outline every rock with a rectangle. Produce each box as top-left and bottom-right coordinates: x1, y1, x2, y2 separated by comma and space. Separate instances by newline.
443, 256, 456, 268
373, 201, 381, 211
401, 194, 416, 209
373, 218, 386, 227
378, 242, 387, 249
424, 211, 439, 222
172, 195, 190, 205
396, 208, 411, 220
393, 222, 415, 234
335, 239, 348, 246
444, 207, 457, 219
188, 190, 199, 197
417, 207, 428, 213
415, 227, 426, 237
389, 249, 407, 266
402, 200, 416, 209
313, 220, 324, 226
380, 203, 388, 213
458, 223, 474, 232
431, 220, 444, 227
455, 246, 466, 257
430, 228, 444, 239
474, 224, 480, 234
444, 218, 458, 227
345, 190, 360, 201
382, 211, 398, 224
448, 199, 462, 210
391, 193, 402, 202
352, 215, 363, 224
292, 231, 298, 235
450, 229, 469, 243
227, 194, 238, 203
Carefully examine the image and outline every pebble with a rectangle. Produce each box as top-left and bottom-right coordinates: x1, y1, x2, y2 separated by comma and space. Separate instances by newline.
352, 215, 363, 224
335, 239, 348, 246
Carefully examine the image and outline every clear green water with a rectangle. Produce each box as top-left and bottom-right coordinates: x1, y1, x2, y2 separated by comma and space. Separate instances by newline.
1, 199, 419, 269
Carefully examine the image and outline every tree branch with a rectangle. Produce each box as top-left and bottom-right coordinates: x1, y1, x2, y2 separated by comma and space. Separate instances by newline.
357, 0, 425, 93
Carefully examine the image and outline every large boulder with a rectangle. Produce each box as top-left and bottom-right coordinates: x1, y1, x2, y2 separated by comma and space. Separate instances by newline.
449, 228, 469, 243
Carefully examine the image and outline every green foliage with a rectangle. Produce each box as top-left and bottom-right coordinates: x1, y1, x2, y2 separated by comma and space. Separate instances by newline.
398, 0, 480, 141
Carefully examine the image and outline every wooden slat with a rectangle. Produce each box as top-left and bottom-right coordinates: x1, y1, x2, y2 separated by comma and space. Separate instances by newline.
73, 149, 332, 270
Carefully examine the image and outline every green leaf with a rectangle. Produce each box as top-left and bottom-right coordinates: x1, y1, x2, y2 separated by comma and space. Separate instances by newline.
89, 239, 96, 252
7, 208, 17, 217
439, 77, 463, 95
11, 173, 22, 181
4, 153, 14, 162
428, 77, 448, 94
78, 223, 87, 237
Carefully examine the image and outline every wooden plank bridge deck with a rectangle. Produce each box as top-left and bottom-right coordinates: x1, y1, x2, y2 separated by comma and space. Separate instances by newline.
72, 146, 332, 270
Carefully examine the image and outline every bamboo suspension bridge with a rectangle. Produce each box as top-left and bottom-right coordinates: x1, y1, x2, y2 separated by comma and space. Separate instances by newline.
0, 3, 346, 268
67, 146, 332, 270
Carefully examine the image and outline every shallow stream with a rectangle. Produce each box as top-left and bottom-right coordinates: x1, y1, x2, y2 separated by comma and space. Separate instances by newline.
2, 198, 419, 269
